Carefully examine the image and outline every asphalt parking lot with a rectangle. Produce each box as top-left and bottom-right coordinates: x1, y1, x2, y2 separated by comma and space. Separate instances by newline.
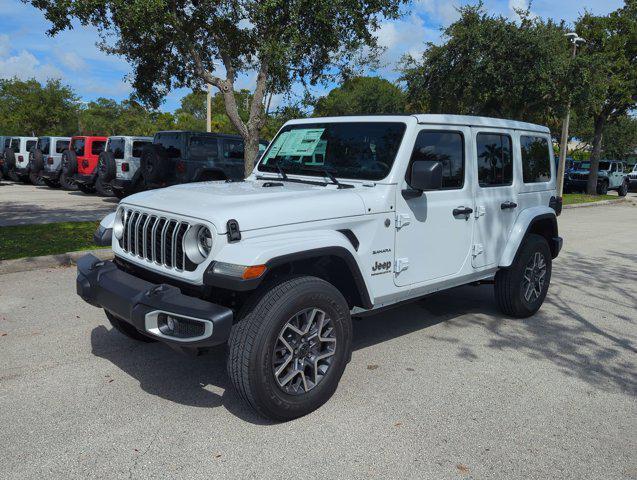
0, 202, 635, 479
0, 181, 117, 226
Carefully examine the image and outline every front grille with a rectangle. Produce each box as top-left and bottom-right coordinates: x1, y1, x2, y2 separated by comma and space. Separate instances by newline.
119, 208, 194, 272
572, 173, 589, 181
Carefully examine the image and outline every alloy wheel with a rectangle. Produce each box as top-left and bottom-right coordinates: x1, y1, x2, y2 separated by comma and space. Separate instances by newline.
521, 251, 547, 303
272, 308, 337, 395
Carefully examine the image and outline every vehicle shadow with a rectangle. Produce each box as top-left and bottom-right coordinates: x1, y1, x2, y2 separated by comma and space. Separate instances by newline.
90, 250, 636, 423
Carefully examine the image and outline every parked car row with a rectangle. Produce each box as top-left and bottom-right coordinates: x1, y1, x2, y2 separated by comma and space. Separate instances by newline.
563, 159, 631, 195
0, 132, 268, 198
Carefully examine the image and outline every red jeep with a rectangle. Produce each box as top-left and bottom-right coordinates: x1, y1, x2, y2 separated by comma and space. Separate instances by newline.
62, 135, 108, 194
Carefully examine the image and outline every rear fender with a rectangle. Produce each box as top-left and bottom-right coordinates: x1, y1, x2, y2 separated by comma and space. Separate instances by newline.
500, 207, 558, 267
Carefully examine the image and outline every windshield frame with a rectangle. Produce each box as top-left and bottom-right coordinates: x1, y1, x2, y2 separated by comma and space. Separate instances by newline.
256, 120, 408, 182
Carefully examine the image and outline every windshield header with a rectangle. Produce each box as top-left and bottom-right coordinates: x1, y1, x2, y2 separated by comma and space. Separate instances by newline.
257, 122, 407, 181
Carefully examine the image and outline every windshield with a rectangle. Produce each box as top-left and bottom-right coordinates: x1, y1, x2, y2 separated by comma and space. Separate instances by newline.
580, 161, 610, 171
258, 122, 406, 181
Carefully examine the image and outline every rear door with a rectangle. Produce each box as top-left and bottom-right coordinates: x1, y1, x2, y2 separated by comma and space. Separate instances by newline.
471, 128, 518, 269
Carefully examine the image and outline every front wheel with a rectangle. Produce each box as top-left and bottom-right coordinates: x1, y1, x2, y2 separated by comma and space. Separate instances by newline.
494, 234, 552, 318
597, 180, 609, 195
228, 276, 352, 421
618, 180, 628, 197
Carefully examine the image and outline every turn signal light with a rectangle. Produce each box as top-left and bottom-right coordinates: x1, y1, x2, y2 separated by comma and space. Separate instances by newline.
242, 265, 267, 280
121, 162, 129, 172
47, 157, 53, 164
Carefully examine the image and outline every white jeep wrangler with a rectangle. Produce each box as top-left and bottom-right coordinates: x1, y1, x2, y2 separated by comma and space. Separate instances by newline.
78, 115, 563, 421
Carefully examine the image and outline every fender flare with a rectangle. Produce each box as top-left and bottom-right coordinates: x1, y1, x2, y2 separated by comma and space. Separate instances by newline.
499, 207, 558, 267
203, 230, 373, 308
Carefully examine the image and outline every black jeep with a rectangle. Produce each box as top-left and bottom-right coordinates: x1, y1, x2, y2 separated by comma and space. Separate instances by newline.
134, 131, 268, 192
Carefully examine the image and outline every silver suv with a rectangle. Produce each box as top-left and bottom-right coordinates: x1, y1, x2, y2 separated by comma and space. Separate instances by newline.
566, 160, 629, 196
31, 136, 72, 187
96, 136, 152, 198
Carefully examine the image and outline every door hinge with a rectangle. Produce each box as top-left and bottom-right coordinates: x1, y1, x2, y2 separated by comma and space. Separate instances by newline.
472, 244, 484, 257
394, 258, 409, 273
395, 213, 410, 229
474, 205, 486, 218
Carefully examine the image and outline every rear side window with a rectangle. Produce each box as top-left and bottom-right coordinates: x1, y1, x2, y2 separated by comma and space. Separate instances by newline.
476, 133, 513, 187
408, 131, 464, 189
91, 141, 106, 155
154, 133, 182, 159
132, 141, 151, 158
72, 138, 86, 156
26, 140, 37, 152
189, 136, 219, 162
4, 138, 9, 148
520, 136, 551, 183
107, 139, 125, 159
55, 140, 69, 153
10, 139, 19, 151
37, 138, 51, 155
223, 139, 245, 160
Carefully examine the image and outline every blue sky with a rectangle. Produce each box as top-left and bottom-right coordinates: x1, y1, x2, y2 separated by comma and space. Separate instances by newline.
0, 0, 624, 112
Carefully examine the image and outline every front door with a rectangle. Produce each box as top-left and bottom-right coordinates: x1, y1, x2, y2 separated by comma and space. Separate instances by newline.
471, 129, 518, 269
394, 126, 474, 287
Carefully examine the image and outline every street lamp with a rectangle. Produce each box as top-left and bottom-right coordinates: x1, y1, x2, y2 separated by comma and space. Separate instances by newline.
556, 32, 586, 197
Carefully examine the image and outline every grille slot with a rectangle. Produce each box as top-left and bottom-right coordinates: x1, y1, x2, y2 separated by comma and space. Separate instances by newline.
118, 208, 198, 272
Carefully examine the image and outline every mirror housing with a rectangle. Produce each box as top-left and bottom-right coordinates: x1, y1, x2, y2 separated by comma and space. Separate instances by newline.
408, 160, 443, 192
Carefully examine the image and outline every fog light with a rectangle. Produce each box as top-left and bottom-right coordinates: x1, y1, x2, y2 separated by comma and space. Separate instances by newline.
166, 315, 175, 331
157, 313, 206, 338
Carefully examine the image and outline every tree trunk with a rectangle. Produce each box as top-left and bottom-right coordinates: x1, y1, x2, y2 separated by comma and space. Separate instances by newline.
586, 115, 605, 194
244, 132, 261, 178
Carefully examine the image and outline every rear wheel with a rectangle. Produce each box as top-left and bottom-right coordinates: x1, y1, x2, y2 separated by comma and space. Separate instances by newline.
29, 172, 45, 186
77, 183, 95, 194
95, 176, 114, 196
597, 180, 609, 195
105, 310, 156, 342
42, 178, 60, 188
228, 276, 352, 421
618, 180, 628, 197
494, 234, 552, 318
59, 171, 78, 190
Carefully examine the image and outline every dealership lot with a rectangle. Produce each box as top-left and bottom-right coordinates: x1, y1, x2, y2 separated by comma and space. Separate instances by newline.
0, 202, 634, 479
0, 181, 117, 226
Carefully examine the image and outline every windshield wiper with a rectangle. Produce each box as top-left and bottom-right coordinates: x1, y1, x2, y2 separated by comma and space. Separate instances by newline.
295, 166, 354, 189
274, 158, 288, 180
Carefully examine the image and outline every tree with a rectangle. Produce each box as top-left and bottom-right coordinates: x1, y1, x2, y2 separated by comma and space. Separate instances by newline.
574, 1, 637, 193
313, 76, 406, 116
31, 0, 408, 176
602, 115, 637, 161
0, 78, 78, 136
400, 3, 574, 134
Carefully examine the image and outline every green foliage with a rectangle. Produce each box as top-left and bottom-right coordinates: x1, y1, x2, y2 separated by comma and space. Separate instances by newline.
79, 98, 168, 136
401, 3, 573, 134
0, 221, 100, 260
0, 78, 78, 136
313, 76, 406, 116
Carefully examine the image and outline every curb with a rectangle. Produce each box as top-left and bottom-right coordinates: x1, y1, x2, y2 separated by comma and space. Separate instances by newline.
563, 197, 627, 209
0, 248, 113, 275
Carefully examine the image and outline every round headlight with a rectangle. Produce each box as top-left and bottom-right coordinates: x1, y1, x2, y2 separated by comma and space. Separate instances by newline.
113, 209, 124, 240
184, 225, 213, 264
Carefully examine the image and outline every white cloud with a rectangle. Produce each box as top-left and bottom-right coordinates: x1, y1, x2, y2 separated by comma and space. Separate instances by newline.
56, 50, 87, 71
413, 0, 462, 25
0, 34, 10, 57
0, 49, 63, 82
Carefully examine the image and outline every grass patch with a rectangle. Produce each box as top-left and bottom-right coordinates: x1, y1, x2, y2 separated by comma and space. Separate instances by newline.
563, 193, 617, 205
0, 221, 100, 261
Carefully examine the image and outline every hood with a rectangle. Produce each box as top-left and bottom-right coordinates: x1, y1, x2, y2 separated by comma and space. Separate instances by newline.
122, 179, 368, 233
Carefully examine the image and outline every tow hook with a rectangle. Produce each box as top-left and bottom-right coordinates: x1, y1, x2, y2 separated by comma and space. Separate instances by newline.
147, 284, 170, 297
89, 261, 105, 271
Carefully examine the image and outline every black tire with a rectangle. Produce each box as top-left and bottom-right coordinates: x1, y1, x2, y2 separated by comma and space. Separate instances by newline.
105, 310, 157, 343
597, 179, 608, 195
7, 170, 20, 182
33, 148, 44, 172
494, 234, 552, 318
42, 178, 60, 188
94, 176, 114, 196
617, 180, 628, 197
59, 171, 78, 190
61, 149, 77, 176
29, 172, 45, 186
97, 150, 116, 182
228, 276, 352, 421
4, 148, 16, 170
140, 144, 170, 184
77, 182, 95, 194
19, 174, 31, 184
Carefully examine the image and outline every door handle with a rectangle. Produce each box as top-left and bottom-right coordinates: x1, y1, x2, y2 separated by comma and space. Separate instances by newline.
500, 201, 518, 210
453, 206, 474, 218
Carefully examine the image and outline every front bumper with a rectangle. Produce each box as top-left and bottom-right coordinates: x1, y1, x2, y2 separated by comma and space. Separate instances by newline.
76, 254, 233, 347
73, 173, 97, 186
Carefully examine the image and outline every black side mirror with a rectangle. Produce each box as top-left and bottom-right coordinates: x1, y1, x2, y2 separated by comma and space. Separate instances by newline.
407, 160, 443, 193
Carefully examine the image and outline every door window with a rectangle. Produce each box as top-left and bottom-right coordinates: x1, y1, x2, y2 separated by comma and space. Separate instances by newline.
154, 133, 182, 158
223, 139, 245, 160
408, 131, 464, 189
10, 139, 19, 151
476, 133, 513, 187
37, 137, 51, 155
55, 140, 70, 153
72, 138, 86, 156
189, 136, 219, 162
520, 136, 551, 183
132, 141, 151, 158
107, 139, 126, 159
26, 140, 37, 152
91, 141, 106, 155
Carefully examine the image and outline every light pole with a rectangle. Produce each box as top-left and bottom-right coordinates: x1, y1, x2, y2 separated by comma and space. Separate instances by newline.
206, 84, 212, 132
556, 32, 586, 197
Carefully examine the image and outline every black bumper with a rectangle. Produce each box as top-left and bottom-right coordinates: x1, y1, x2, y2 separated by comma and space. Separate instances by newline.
76, 254, 233, 347
110, 178, 134, 192
73, 173, 97, 186
551, 236, 563, 259
41, 169, 61, 181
